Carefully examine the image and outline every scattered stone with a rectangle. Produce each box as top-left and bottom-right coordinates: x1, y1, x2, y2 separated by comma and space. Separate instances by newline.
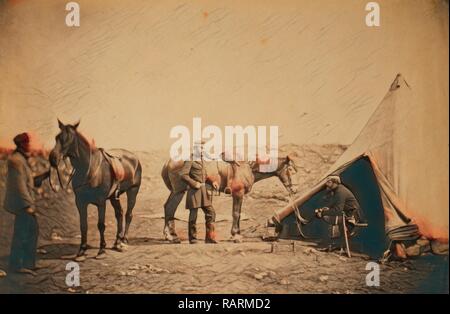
319, 275, 329, 282
129, 264, 141, 270
156, 269, 170, 274
254, 272, 267, 280
267, 271, 277, 278
37, 248, 48, 254
417, 238, 430, 247
303, 248, 318, 255
405, 244, 421, 257
67, 288, 76, 293
339, 256, 347, 262
240, 251, 246, 257
279, 279, 290, 285
431, 240, 449, 255
140, 264, 170, 274
0, 270, 7, 278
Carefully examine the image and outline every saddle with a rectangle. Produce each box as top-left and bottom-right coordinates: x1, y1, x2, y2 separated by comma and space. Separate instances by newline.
99, 149, 126, 199
100, 149, 126, 182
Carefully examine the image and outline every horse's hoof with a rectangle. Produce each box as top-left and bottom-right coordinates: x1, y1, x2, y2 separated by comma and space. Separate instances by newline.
112, 244, 123, 252
95, 251, 107, 259
231, 234, 243, 243
166, 236, 181, 244
121, 238, 129, 244
74, 255, 86, 262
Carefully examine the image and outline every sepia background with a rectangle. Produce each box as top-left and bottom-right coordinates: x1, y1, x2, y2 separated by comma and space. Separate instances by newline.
0, 0, 448, 153
0, 0, 448, 294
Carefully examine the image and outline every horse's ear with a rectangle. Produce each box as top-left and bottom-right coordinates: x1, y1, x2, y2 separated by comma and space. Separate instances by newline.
58, 119, 64, 130
73, 120, 80, 129
285, 155, 291, 162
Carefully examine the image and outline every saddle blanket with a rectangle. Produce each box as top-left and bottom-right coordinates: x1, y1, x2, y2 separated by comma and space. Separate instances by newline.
100, 149, 126, 182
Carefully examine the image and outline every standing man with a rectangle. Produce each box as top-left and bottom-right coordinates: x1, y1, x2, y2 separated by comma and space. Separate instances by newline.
179, 141, 219, 244
315, 175, 362, 252
3, 133, 49, 274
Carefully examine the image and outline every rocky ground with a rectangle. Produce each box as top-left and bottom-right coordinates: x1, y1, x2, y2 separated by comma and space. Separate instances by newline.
0, 144, 448, 294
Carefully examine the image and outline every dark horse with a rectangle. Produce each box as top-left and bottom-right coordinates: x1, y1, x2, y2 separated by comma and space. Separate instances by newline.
49, 120, 142, 259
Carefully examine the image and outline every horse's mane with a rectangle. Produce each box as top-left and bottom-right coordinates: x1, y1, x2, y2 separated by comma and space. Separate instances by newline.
75, 130, 96, 150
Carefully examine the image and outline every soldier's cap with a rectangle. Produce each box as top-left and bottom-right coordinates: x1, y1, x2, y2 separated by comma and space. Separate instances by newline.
325, 175, 341, 184
13, 132, 30, 147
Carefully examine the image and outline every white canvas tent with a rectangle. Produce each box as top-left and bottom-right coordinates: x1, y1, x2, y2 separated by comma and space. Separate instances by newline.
271, 74, 448, 258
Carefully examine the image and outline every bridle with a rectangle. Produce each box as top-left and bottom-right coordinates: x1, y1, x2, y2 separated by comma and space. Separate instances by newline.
50, 131, 92, 192
277, 159, 309, 235
276, 160, 297, 194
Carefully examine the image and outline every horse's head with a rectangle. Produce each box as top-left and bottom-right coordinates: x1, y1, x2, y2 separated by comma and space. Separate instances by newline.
274, 155, 298, 195
49, 119, 80, 168
252, 154, 298, 195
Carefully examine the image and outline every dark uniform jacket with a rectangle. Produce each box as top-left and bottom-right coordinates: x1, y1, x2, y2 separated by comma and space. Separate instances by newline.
180, 160, 212, 209
323, 184, 361, 218
3, 151, 35, 214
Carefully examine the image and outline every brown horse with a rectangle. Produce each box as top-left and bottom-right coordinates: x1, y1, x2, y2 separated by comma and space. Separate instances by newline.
161, 155, 298, 242
49, 120, 142, 259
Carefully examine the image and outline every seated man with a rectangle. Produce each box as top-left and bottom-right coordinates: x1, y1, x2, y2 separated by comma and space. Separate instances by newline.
315, 175, 362, 253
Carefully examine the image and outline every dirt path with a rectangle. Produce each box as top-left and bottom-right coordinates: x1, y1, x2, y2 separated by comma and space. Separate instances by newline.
0, 197, 447, 294
0, 145, 448, 293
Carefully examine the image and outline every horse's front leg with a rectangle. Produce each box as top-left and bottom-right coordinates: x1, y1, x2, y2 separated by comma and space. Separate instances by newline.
96, 202, 107, 258
231, 193, 244, 243
75, 198, 88, 259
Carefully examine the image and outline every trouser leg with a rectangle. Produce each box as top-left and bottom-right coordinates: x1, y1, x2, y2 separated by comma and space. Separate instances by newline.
188, 208, 198, 242
203, 206, 217, 243
22, 214, 38, 269
327, 215, 341, 251
9, 214, 25, 271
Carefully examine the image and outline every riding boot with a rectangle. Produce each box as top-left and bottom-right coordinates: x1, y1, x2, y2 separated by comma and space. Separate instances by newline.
188, 209, 198, 244
164, 220, 181, 243
205, 222, 217, 244
188, 222, 198, 244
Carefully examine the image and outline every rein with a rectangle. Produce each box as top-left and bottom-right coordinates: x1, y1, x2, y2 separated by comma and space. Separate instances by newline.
51, 133, 94, 192
289, 192, 309, 238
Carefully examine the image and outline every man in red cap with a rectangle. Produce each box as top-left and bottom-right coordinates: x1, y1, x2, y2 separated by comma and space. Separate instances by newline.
3, 133, 49, 275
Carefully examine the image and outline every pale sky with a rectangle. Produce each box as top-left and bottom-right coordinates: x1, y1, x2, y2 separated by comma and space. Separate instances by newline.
0, 0, 448, 152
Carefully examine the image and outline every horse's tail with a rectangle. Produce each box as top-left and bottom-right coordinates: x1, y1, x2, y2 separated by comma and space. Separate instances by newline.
161, 161, 172, 191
